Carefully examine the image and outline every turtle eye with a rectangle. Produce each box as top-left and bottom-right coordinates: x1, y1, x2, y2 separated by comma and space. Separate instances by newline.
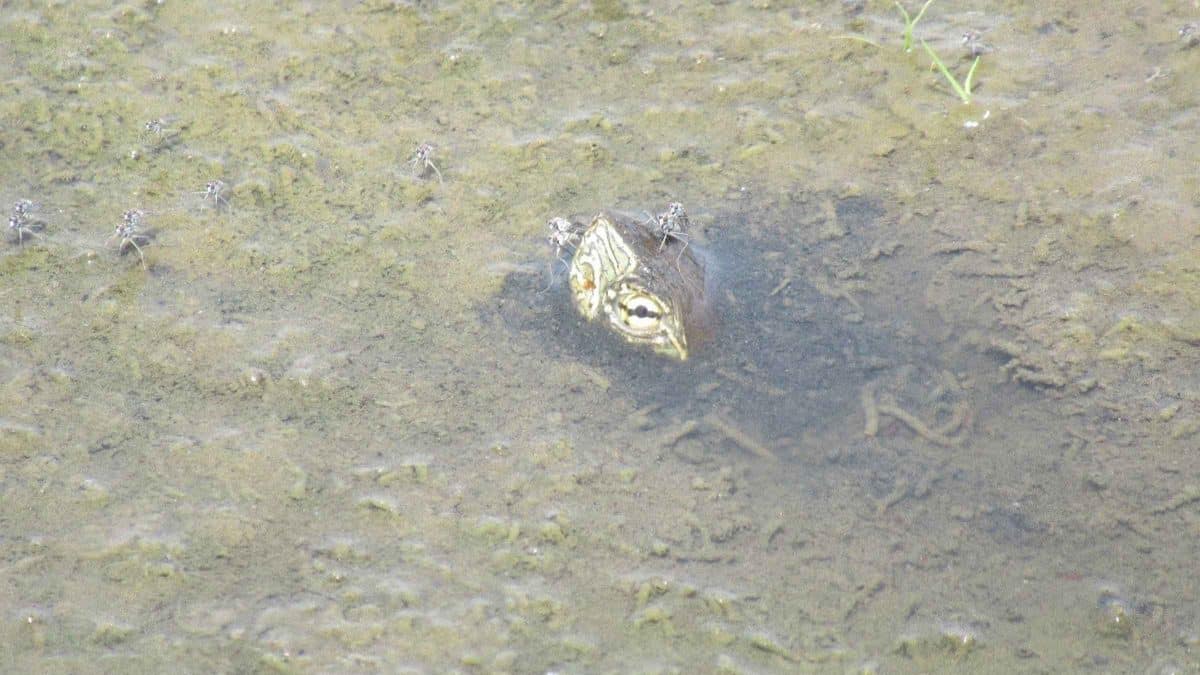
621, 295, 664, 332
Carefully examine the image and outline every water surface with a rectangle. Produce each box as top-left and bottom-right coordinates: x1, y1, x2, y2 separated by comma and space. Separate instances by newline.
3, 1, 1199, 672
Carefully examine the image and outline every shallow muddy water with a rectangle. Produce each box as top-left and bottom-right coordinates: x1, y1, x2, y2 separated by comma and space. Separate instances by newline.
3, 1, 1200, 673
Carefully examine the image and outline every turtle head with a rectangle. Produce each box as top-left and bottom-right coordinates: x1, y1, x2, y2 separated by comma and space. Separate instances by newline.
566, 211, 704, 361
604, 277, 688, 360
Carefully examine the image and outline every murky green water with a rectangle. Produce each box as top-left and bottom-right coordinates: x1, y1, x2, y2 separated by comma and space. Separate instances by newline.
3, 1, 1200, 672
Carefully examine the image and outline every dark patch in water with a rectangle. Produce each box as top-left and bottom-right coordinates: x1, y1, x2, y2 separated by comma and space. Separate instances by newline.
487, 195, 942, 454
982, 507, 1048, 548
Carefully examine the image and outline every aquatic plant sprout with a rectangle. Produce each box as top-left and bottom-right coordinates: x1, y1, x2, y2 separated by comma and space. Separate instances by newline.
921, 39, 981, 104
831, 34, 882, 48
896, 0, 935, 52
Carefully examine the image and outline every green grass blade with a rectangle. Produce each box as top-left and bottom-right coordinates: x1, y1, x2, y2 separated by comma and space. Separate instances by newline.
897, 0, 935, 52
964, 55, 981, 95
912, 0, 935, 27
921, 39, 971, 104
895, 2, 913, 51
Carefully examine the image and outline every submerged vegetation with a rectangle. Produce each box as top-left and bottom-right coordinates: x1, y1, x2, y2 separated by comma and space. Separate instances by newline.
895, 0, 984, 105
895, 0, 935, 52
921, 39, 981, 104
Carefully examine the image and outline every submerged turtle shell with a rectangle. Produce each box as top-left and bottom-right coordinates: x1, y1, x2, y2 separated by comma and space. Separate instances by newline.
567, 212, 711, 360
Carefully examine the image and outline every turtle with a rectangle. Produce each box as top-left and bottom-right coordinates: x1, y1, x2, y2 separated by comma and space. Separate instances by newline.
562, 208, 711, 360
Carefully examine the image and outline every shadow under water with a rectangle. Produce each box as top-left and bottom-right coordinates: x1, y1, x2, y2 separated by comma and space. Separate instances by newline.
489, 193, 972, 461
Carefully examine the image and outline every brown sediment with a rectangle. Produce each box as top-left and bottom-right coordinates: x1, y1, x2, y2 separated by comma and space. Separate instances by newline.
862, 382, 879, 438
659, 419, 701, 448
876, 478, 911, 515
705, 413, 777, 460
1150, 485, 1200, 515
716, 367, 786, 397
932, 240, 992, 255
1163, 324, 1200, 346
810, 276, 864, 313
628, 402, 668, 431
875, 396, 963, 447
948, 262, 1029, 278
767, 277, 791, 297
934, 401, 971, 438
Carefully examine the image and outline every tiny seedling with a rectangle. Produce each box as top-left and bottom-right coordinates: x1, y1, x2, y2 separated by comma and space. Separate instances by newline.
541, 216, 582, 293
192, 179, 233, 213
107, 209, 153, 270
896, 0, 935, 52
648, 201, 690, 254
922, 39, 981, 104
409, 142, 443, 184
7, 199, 44, 245
141, 117, 180, 151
